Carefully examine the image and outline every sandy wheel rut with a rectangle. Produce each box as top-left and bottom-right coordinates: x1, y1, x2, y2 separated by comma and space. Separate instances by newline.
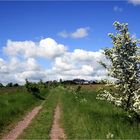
50, 104, 66, 140
2, 105, 42, 140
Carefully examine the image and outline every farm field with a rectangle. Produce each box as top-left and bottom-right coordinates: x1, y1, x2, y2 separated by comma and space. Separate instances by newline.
1, 85, 139, 139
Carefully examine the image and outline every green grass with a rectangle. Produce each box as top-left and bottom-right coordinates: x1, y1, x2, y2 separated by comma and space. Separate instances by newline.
0, 87, 48, 137
19, 87, 62, 139
2, 85, 140, 139
60, 85, 140, 139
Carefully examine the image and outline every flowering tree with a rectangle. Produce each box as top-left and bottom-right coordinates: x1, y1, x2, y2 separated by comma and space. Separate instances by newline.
97, 21, 140, 117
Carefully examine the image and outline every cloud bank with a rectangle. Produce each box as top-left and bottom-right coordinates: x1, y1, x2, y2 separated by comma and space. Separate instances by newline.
4, 38, 66, 59
0, 38, 109, 84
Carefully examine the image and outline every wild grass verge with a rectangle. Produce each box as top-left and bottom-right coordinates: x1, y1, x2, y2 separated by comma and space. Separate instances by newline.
0, 87, 47, 137
60, 85, 140, 139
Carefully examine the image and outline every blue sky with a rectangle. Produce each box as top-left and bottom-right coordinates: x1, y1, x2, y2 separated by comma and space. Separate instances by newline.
0, 1, 140, 84
0, 1, 140, 51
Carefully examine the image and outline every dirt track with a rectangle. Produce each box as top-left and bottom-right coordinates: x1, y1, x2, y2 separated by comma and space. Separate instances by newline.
2, 105, 42, 140
50, 104, 66, 140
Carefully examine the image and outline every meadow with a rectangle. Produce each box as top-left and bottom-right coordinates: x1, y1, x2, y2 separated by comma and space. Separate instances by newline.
0, 86, 48, 137
0, 84, 140, 139
60, 85, 140, 139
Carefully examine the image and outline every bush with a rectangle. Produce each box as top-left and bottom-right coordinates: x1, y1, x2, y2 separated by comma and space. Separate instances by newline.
25, 79, 45, 100
0, 83, 4, 88
6, 82, 13, 87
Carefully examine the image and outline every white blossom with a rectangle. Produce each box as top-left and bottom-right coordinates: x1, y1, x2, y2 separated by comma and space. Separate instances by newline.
97, 21, 140, 117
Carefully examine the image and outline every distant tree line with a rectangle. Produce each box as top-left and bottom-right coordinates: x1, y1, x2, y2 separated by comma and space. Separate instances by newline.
0, 82, 19, 88
0, 78, 108, 88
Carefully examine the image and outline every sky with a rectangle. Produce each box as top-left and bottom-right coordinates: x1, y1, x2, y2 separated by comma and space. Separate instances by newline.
0, 0, 140, 84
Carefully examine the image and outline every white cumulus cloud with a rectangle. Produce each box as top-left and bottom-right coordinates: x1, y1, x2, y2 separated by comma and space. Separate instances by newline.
113, 6, 123, 12
128, 0, 140, 5
71, 27, 89, 38
0, 38, 109, 84
58, 27, 89, 39
4, 38, 67, 59
50, 49, 108, 81
57, 31, 68, 38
